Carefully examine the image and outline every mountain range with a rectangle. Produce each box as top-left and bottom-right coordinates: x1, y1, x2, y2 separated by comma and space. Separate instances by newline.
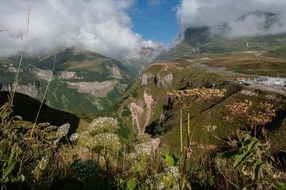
1, 11, 286, 153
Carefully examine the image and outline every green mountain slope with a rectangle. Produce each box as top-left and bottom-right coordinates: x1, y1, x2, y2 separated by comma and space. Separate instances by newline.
156, 27, 286, 62
117, 56, 286, 152
0, 49, 137, 120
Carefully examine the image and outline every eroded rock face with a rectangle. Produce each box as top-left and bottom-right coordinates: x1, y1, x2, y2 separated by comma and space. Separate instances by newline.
129, 90, 156, 134
148, 137, 161, 156
67, 80, 118, 97
155, 73, 173, 88
141, 72, 154, 86
57, 71, 80, 79
107, 65, 122, 79
6, 65, 17, 73
130, 101, 145, 134
33, 68, 54, 81
16, 83, 39, 98
1, 83, 38, 98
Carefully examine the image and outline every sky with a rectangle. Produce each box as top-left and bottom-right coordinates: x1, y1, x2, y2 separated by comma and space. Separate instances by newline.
1, 0, 286, 60
130, 0, 179, 44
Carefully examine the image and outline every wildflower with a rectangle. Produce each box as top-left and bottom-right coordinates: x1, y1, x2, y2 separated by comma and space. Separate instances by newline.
168, 88, 226, 109
203, 125, 217, 132
56, 123, 70, 138
69, 133, 79, 142
85, 133, 121, 152
37, 156, 48, 170
89, 117, 119, 135
53, 138, 60, 146
165, 166, 180, 179
69, 160, 98, 182
146, 166, 180, 189
127, 142, 151, 160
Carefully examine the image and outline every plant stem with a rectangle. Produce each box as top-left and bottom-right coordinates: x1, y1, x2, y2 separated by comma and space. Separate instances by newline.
31, 53, 56, 137
187, 108, 190, 138
180, 108, 183, 154
11, 1, 30, 105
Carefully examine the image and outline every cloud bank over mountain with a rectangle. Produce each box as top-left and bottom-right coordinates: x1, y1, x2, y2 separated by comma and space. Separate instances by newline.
0, 0, 150, 59
175, 0, 286, 37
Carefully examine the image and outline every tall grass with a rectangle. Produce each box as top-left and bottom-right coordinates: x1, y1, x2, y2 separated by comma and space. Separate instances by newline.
10, 0, 31, 105
31, 52, 56, 133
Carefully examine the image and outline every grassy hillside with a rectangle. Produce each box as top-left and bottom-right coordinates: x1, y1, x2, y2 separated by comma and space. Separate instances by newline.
118, 58, 286, 155
0, 49, 137, 120
201, 54, 286, 77
156, 27, 286, 62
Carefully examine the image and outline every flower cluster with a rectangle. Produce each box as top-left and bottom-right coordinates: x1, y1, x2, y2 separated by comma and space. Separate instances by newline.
203, 125, 217, 132
89, 117, 119, 135
167, 88, 226, 108
37, 156, 48, 170
69, 160, 99, 182
69, 133, 79, 142
127, 142, 151, 160
224, 100, 253, 121
85, 133, 121, 152
146, 166, 180, 189
248, 102, 277, 127
56, 123, 70, 138
32, 156, 49, 180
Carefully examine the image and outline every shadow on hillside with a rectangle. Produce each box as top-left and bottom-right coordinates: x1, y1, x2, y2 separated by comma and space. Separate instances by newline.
0, 91, 80, 134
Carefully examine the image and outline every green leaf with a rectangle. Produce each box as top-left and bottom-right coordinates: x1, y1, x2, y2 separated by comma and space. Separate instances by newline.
2, 159, 17, 182
233, 149, 254, 168
233, 151, 247, 168
247, 138, 258, 152
12, 115, 22, 121
127, 179, 137, 190
240, 134, 252, 145
274, 180, 286, 190
253, 159, 263, 180
161, 152, 180, 166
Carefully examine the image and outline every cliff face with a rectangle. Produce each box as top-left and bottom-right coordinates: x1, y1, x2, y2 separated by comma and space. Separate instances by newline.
141, 71, 173, 89
130, 90, 156, 134
67, 80, 119, 97
1, 83, 39, 98
33, 68, 54, 81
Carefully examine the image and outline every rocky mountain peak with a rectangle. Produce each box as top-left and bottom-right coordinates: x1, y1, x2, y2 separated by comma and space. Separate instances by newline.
237, 11, 281, 29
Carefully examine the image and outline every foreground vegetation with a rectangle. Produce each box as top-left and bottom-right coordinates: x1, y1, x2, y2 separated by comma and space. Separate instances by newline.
1, 4, 286, 189
1, 87, 286, 190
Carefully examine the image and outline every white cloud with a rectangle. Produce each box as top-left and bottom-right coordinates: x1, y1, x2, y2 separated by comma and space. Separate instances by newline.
0, 0, 150, 60
141, 40, 163, 49
175, 0, 286, 37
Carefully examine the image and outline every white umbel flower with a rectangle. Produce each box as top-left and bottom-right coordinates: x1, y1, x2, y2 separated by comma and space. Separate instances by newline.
56, 123, 70, 138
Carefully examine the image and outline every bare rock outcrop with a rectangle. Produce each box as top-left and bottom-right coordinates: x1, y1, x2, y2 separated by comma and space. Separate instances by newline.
6, 65, 18, 73
67, 80, 118, 97
154, 73, 173, 88
16, 83, 39, 98
57, 71, 82, 79
107, 65, 122, 79
141, 72, 154, 86
130, 90, 157, 134
130, 101, 145, 134
33, 68, 54, 81
1, 83, 39, 98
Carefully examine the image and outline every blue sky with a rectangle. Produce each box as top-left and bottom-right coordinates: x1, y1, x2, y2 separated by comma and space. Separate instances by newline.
130, 0, 180, 44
